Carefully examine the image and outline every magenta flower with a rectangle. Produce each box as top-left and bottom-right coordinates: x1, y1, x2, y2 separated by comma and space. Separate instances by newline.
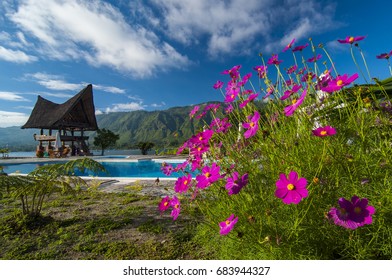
174, 174, 193, 193
267, 54, 283, 65
213, 80, 224, 89
225, 172, 248, 195
170, 196, 181, 220
219, 214, 238, 235
275, 171, 308, 204
196, 162, 222, 189
224, 80, 240, 102
222, 65, 241, 80
307, 54, 322, 63
263, 86, 274, 99
243, 111, 260, 138
376, 51, 392, 59
286, 65, 298, 74
225, 104, 234, 114
189, 105, 200, 119
253, 65, 267, 78
322, 73, 359, 93
210, 117, 232, 133
240, 93, 259, 108
338, 36, 365, 44
284, 87, 307, 116
283, 38, 295, 52
328, 196, 375, 230
161, 162, 174, 176
158, 196, 171, 213
280, 84, 302, 101
292, 43, 309, 52
312, 126, 336, 137
239, 73, 252, 86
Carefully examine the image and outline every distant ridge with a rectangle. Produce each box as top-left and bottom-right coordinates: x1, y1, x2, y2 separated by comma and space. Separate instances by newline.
0, 101, 222, 151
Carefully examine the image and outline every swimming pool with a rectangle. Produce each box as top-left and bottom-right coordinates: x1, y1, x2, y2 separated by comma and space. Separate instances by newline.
0, 159, 191, 178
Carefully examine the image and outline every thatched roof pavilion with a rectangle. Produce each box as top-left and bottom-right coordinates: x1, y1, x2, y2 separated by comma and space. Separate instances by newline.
22, 84, 98, 156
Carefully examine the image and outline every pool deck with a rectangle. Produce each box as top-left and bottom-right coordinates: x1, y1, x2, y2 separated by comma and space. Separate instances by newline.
0, 155, 188, 197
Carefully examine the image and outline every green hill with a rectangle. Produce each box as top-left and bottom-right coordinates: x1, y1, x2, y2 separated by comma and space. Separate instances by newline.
0, 102, 220, 151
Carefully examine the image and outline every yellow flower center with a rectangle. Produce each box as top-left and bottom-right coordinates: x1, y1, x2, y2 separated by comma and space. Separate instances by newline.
313, 177, 319, 184
287, 183, 295, 190
231, 94, 235, 99
292, 99, 297, 105
184, 180, 188, 185
164, 202, 169, 207
354, 207, 362, 214
337, 79, 343, 86
205, 172, 211, 178
199, 136, 203, 141
174, 204, 179, 209
250, 122, 255, 128
349, 36, 355, 43
225, 220, 231, 225
320, 130, 327, 136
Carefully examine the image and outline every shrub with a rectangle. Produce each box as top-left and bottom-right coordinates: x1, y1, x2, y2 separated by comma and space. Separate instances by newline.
158, 36, 392, 259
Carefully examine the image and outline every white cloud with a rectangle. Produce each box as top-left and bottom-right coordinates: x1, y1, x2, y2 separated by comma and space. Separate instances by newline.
0, 110, 29, 127
0, 91, 29, 101
0, 45, 37, 63
9, 0, 190, 77
26, 72, 125, 94
94, 84, 125, 94
144, 0, 339, 56
105, 102, 145, 113
27, 72, 81, 91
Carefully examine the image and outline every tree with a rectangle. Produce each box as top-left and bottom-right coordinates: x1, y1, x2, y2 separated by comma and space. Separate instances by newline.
137, 142, 155, 155
93, 128, 120, 156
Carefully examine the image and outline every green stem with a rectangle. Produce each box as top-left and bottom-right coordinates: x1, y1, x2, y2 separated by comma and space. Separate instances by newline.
350, 45, 369, 84
356, 45, 372, 82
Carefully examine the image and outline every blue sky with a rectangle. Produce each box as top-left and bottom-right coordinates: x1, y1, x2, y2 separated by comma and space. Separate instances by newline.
0, 0, 391, 128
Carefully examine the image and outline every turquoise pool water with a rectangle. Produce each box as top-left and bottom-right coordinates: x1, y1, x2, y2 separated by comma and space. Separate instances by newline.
0, 159, 190, 178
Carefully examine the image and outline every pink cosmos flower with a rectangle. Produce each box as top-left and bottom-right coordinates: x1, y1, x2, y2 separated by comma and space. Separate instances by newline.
286, 65, 298, 74
253, 65, 267, 78
267, 54, 283, 65
301, 72, 316, 82
225, 172, 248, 195
292, 43, 309, 52
312, 126, 336, 137
222, 65, 241, 80
376, 51, 392, 59
322, 73, 359, 93
213, 80, 224, 89
219, 214, 238, 235
210, 117, 232, 133
328, 196, 375, 230
280, 84, 302, 101
283, 38, 295, 52
224, 80, 240, 103
174, 174, 193, 193
161, 162, 174, 176
189, 105, 199, 119
158, 196, 171, 212
284, 87, 307, 116
196, 162, 221, 189
239, 73, 252, 86
307, 54, 322, 63
263, 86, 274, 99
204, 103, 221, 113
338, 36, 366, 44
243, 111, 260, 138
225, 104, 234, 114
275, 171, 308, 204
170, 196, 181, 220
240, 93, 259, 108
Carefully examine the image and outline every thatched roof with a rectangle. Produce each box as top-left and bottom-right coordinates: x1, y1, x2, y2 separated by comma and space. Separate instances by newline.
22, 84, 98, 131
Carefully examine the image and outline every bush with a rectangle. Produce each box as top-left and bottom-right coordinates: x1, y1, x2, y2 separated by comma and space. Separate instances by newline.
158, 36, 392, 259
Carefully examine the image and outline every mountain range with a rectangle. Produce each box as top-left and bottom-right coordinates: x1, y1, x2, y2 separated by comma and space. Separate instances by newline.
0, 102, 221, 152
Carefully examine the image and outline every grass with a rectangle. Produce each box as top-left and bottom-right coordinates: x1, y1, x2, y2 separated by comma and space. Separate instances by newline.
0, 190, 214, 260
